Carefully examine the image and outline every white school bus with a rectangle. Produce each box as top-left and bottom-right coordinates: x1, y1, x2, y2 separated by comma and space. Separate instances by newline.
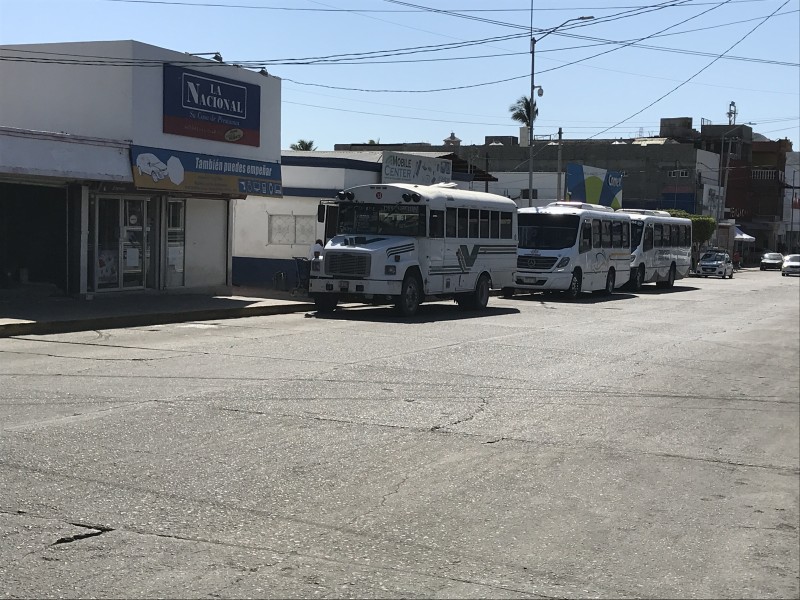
617, 209, 692, 290
511, 202, 632, 298
308, 183, 518, 316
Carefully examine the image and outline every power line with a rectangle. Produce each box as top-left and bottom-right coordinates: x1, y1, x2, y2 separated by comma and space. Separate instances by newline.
589, 0, 793, 139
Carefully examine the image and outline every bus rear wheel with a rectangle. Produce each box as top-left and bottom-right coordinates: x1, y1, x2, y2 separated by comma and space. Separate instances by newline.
457, 273, 491, 310
596, 269, 615, 295
564, 270, 582, 299
657, 264, 676, 289
396, 272, 423, 317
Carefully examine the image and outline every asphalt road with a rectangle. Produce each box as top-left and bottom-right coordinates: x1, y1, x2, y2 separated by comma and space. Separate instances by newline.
1, 270, 798, 599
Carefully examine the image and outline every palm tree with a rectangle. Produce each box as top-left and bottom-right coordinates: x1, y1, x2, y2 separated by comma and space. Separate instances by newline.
290, 139, 316, 151
509, 95, 537, 128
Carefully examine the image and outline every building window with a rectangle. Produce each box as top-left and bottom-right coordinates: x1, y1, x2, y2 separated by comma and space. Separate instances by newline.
269, 214, 316, 245
668, 169, 689, 178
752, 169, 776, 181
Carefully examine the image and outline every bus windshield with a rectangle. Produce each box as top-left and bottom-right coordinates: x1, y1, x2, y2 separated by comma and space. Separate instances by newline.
518, 214, 579, 250
336, 203, 426, 237
631, 221, 644, 251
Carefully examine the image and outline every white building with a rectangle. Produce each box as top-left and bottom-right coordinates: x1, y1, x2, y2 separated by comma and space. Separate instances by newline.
0, 41, 281, 296
784, 151, 800, 252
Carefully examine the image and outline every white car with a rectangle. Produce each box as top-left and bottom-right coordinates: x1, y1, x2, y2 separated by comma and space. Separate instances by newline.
781, 254, 800, 276
136, 153, 169, 182
697, 251, 734, 279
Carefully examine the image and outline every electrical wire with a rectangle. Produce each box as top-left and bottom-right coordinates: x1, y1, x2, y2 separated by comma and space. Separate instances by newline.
589, 0, 794, 139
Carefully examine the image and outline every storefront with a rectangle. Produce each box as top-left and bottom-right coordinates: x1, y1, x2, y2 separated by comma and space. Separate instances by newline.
0, 40, 281, 297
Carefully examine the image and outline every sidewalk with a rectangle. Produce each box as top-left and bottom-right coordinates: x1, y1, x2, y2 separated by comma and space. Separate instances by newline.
0, 285, 314, 338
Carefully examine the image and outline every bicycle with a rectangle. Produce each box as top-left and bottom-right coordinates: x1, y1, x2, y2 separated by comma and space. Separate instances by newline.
290, 257, 311, 297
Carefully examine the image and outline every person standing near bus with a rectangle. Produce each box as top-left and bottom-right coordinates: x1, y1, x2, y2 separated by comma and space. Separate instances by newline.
308, 239, 323, 260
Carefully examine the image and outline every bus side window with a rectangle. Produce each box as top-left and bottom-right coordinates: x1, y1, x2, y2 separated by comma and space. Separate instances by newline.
611, 221, 622, 247
479, 210, 490, 238
644, 225, 654, 251
592, 219, 601, 248
622, 221, 630, 250
457, 208, 468, 237
671, 225, 679, 247
580, 221, 592, 253
490, 211, 500, 239
429, 210, 444, 238
654, 224, 663, 247
446, 207, 457, 238
469, 209, 479, 238
500, 211, 513, 239
601, 220, 611, 248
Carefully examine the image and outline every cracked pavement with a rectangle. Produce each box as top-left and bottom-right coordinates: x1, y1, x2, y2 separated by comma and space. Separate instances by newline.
0, 271, 798, 598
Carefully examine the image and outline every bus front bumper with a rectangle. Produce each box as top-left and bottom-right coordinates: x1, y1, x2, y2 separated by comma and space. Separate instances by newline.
309, 277, 402, 297
513, 271, 572, 291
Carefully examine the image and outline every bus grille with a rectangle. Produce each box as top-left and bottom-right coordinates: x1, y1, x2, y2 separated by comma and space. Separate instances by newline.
325, 252, 371, 277
517, 256, 558, 270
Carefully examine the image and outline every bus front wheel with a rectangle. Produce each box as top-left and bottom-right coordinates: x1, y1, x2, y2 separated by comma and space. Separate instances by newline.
396, 272, 423, 317
313, 294, 338, 313
565, 270, 582, 299
632, 264, 645, 291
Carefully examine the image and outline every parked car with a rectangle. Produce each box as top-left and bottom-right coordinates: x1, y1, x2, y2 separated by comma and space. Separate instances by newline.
781, 254, 800, 276
697, 251, 734, 278
760, 252, 784, 270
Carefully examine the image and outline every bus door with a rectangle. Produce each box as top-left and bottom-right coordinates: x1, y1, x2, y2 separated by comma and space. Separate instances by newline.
578, 219, 593, 281
426, 208, 446, 294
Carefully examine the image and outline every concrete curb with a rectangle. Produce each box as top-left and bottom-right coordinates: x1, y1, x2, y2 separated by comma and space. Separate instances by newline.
0, 302, 315, 338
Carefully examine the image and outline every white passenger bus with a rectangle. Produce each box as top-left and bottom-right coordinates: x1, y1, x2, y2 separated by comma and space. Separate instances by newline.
309, 183, 518, 316
617, 209, 692, 290
511, 202, 632, 298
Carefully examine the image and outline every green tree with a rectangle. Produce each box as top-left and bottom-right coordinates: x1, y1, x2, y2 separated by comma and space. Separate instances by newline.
366, 138, 380, 145
509, 95, 538, 128
290, 139, 316, 151
666, 209, 716, 246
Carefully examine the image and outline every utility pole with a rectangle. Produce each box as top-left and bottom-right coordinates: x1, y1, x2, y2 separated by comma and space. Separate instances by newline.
485, 154, 489, 193
557, 126, 563, 201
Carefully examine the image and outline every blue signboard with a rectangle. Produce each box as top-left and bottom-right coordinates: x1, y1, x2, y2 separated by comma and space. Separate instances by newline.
131, 145, 281, 197
566, 163, 623, 209
163, 64, 261, 147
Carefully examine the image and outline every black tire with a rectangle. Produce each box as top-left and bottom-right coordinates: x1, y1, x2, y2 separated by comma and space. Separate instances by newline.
396, 272, 423, 317
657, 264, 676, 289
313, 294, 338, 313
596, 269, 615, 295
564, 270, 582, 299
457, 273, 491, 310
782, 272, 786, 276
501, 287, 515, 299
729, 269, 734, 279
632, 264, 644, 292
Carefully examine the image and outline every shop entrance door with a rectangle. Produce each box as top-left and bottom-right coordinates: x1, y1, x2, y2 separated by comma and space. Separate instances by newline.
95, 197, 156, 291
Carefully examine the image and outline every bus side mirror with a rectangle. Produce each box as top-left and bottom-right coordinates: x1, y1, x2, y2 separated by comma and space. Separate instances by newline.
317, 205, 325, 223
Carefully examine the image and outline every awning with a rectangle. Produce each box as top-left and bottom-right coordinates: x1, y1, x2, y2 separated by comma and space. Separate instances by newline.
734, 227, 755, 242
0, 128, 132, 183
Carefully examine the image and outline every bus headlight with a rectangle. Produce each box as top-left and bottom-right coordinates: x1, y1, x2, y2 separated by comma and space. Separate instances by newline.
556, 257, 570, 269
385, 265, 396, 275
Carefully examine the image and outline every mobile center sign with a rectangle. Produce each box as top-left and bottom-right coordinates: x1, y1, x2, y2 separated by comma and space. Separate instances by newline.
163, 64, 261, 147
382, 151, 452, 185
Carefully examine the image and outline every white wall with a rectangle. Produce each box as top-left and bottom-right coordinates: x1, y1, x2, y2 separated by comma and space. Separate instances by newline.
0, 41, 135, 139
486, 171, 562, 207
0, 41, 281, 165
184, 198, 228, 288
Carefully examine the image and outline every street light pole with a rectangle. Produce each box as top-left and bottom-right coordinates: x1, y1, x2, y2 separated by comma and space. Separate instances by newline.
717, 122, 755, 244
527, 16, 593, 207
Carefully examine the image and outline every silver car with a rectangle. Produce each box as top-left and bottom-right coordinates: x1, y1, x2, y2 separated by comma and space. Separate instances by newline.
698, 252, 734, 279
781, 254, 800, 276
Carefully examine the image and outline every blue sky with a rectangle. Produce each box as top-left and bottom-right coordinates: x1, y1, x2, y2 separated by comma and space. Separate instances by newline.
1, 0, 798, 151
